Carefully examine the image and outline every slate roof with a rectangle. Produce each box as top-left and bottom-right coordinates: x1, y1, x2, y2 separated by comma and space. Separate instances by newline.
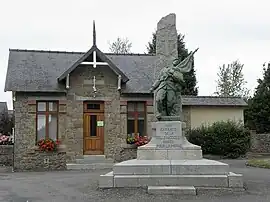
4, 49, 156, 93
4, 49, 247, 107
182, 96, 247, 107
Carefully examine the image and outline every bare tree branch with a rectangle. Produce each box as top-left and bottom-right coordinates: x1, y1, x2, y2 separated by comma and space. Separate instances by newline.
108, 37, 132, 54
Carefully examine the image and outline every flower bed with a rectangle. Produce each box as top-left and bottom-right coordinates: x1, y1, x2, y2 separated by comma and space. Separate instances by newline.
0, 134, 13, 145
126, 134, 150, 147
37, 138, 60, 152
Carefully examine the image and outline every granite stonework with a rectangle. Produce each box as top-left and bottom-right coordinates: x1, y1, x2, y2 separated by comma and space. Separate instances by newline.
250, 131, 270, 153
115, 144, 137, 162
0, 145, 13, 166
66, 65, 123, 161
155, 13, 178, 79
12, 66, 157, 168
12, 67, 192, 168
18, 149, 66, 172
13, 92, 67, 171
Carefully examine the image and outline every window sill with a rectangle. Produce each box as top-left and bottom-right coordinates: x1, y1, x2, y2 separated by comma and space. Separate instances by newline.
28, 145, 67, 154
121, 143, 137, 149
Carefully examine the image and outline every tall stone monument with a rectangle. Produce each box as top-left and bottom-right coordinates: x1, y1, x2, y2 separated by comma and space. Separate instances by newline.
99, 13, 244, 195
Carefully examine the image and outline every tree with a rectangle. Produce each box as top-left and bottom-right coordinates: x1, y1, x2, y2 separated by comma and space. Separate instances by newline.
0, 112, 13, 135
215, 60, 250, 98
147, 32, 198, 95
245, 63, 270, 133
108, 37, 132, 54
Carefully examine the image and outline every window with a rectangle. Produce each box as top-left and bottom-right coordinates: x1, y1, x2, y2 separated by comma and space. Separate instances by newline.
83, 102, 104, 113
36, 101, 58, 141
127, 102, 146, 137
87, 103, 100, 110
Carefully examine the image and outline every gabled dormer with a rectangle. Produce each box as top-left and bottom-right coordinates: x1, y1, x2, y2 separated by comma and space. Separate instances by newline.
57, 21, 129, 90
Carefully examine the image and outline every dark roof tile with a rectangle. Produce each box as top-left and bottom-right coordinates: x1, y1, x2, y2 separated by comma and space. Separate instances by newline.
182, 96, 247, 106
4, 49, 247, 107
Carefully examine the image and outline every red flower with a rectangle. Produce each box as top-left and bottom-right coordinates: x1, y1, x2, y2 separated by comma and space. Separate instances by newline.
37, 138, 60, 152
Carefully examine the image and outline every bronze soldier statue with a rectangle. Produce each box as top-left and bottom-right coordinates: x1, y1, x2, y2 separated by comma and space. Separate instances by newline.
150, 48, 199, 120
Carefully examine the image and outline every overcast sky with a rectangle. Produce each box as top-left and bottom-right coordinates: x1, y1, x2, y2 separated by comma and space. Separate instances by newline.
1, 0, 270, 109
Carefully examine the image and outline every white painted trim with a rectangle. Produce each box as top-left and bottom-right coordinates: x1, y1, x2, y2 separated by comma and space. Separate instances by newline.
93, 76, 97, 92
81, 61, 108, 66
12, 92, 16, 101
93, 51, 97, 68
80, 50, 109, 67
117, 75, 122, 90
66, 73, 70, 89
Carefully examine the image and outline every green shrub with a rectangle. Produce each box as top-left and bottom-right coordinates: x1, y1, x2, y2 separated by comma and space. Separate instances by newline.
187, 120, 251, 159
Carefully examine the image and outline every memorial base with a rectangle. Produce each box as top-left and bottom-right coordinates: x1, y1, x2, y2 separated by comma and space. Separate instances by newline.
99, 120, 244, 195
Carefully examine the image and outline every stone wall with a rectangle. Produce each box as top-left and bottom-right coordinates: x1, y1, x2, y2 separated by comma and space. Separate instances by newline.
13, 68, 194, 165
18, 149, 66, 172
67, 64, 122, 160
13, 92, 67, 170
0, 145, 13, 166
250, 131, 270, 153
115, 144, 137, 162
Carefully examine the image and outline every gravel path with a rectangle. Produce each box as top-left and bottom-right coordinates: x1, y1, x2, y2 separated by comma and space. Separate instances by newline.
0, 160, 270, 202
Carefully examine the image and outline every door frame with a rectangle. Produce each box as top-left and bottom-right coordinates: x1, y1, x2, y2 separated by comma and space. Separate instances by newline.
83, 101, 105, 155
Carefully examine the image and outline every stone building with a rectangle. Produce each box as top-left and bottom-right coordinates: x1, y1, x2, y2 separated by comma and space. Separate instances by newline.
4, 14, 247, 170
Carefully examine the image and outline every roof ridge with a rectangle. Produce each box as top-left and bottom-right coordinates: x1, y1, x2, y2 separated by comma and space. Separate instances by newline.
183, 95, 244, 99
9, 49, 156, 56
105, 53, 156, 56
9, 49, 85, 54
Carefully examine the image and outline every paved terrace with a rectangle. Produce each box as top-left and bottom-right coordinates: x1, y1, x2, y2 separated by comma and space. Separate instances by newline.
0, 160, 269, 202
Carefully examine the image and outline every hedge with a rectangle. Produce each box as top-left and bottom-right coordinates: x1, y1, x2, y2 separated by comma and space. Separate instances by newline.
186, 120, 251, 159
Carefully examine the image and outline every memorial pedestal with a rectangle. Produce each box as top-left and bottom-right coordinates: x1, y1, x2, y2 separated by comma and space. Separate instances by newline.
137, 121, 202, 160
99, 120, 244, 195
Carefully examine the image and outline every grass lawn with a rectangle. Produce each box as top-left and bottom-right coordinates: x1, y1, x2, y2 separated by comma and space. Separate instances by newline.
246, 159, 270, 169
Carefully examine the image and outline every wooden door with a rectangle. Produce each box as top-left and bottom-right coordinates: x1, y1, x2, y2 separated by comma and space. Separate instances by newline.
83, 112, 104, 155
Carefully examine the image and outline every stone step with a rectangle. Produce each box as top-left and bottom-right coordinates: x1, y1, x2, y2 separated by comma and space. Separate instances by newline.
82, 155, 106, 161
113, 174, 229, 188
67, 163, 114, 170
99, 171, 243, 189
113, 159, 229, 175
147, 186, 196, 195
76, 158, 114, 164
196, 187, 245, 195
99, 171, 114, 188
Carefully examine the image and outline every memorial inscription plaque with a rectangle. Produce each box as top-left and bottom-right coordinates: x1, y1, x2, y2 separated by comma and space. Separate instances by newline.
156, 121, 183, 149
